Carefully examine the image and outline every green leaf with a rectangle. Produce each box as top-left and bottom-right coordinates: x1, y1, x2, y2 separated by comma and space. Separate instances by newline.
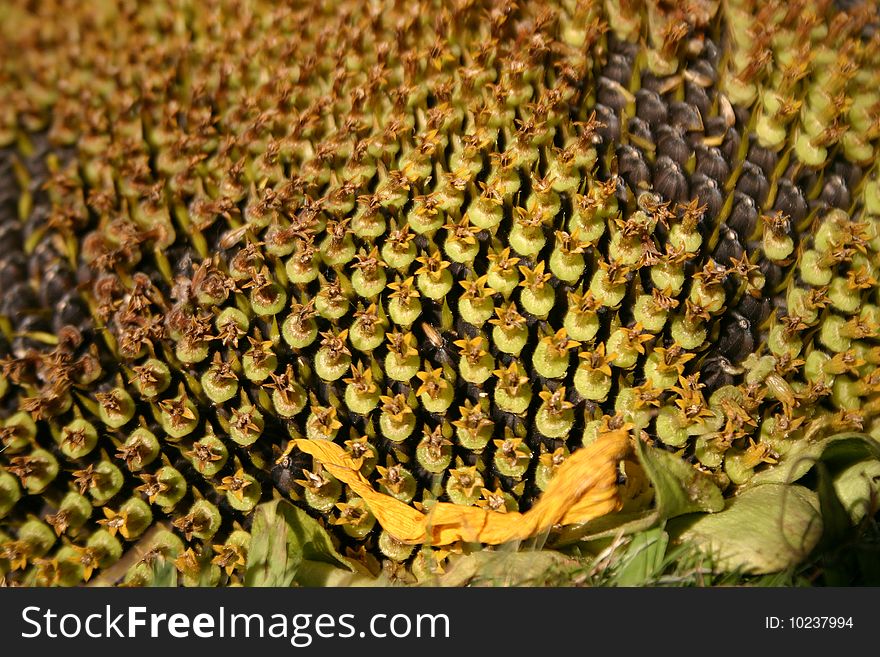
636, 439, 725, 515
671, 484, 823, 575
294, 560, 384, 587
244, 499, 353, 587
245, 500, 296, 587
284, 507, 351, 572
554, 440, 724, 545
435, 549, 580, 587
612, 528, 669, 587
748, 433, 880, 488
815, 462, 852, 553
832, 458, 880, 524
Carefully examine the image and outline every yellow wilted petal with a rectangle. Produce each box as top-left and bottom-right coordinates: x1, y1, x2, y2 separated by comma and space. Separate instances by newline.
293, 430, 630, 547
424, 503, 513, 544
296, 440, 430, 543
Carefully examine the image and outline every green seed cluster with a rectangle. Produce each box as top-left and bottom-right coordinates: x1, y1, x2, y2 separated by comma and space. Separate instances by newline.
1, 0, 880, 585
